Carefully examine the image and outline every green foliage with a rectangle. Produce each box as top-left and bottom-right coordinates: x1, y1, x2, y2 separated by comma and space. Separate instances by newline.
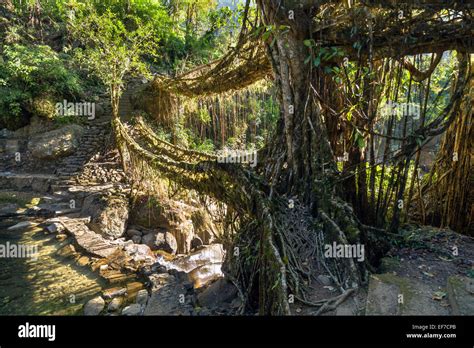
69, 4, 158, 116
197, 108, 211, 124
303, 40, 345, 68
194, 138, 215, 153
0, 44, 83, 129
70, 7, 156, 83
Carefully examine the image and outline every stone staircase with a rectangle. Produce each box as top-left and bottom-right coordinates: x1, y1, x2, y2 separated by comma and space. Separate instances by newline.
55, 117, 112, 181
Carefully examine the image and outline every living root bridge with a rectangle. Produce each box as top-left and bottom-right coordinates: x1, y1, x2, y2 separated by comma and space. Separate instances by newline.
113, 116, 365, 314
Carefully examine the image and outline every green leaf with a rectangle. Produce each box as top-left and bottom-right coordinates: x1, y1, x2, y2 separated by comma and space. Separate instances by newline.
354, 129, 365, 148
303, 39, 313, 47
313, 56, 321, 67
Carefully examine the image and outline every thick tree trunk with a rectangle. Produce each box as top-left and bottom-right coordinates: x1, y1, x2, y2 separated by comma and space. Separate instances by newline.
251, 1, 365, 314
258, 1, 335, 204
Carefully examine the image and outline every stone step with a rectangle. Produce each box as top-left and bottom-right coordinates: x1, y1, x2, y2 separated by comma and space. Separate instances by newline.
0, 172, 57, 193
60, 217, 120, 258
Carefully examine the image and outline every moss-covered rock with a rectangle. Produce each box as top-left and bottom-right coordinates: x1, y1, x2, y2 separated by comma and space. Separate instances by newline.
27, 124, 84, 160
81, 193, 129, 240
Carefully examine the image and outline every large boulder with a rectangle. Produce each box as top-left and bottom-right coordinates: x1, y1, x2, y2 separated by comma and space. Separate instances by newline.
189, 263, 223, 289
130, 197, 219, 253
81, 193, 129, 240
170, 244, 225, 273
144, 274, 194, 316
197, 279, 238, 308
27, 124, 85, 160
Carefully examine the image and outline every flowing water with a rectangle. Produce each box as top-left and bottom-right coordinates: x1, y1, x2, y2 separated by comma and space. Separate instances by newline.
0, 217, 107, 315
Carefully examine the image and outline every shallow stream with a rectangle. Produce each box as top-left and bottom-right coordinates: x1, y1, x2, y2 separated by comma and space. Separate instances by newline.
0, 217, 106, 315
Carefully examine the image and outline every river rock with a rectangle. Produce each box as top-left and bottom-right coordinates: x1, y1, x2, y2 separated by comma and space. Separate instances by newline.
108, 297, 123, 312
155, 232, 178, 254
189, 263, 223, 289
55, 233, 68, 242
76, 256, 90, 266
197, 279, 238, 308
0, 203, 18, 216
124, 243, 155, 265
122, 303, 142, 316
130, 197, 220, 253
45, 222, 64, 234
141, 232, 156, 248
136, 289, 149, 306
103, 287, 127, 299
28, 124, 85, 160
126, 228, 142, 238
190, 236, 203, 250
84, 296, 105, 315
170, 244, 225, 273
144, 277, 194, 316
61, 217, 120, 258
130, 197, 190, 229
81, 193, 129, 239
0, 128, 14, 138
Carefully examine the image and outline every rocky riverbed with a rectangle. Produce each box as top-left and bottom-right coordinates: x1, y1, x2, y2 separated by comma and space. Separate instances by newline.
0, 186, 240, 316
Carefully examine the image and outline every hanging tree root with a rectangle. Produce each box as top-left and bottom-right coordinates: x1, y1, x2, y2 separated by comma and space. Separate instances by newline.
114, 116, 365, 315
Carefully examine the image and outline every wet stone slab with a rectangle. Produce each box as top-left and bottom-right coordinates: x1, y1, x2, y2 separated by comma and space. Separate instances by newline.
60, 217, 120, 258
